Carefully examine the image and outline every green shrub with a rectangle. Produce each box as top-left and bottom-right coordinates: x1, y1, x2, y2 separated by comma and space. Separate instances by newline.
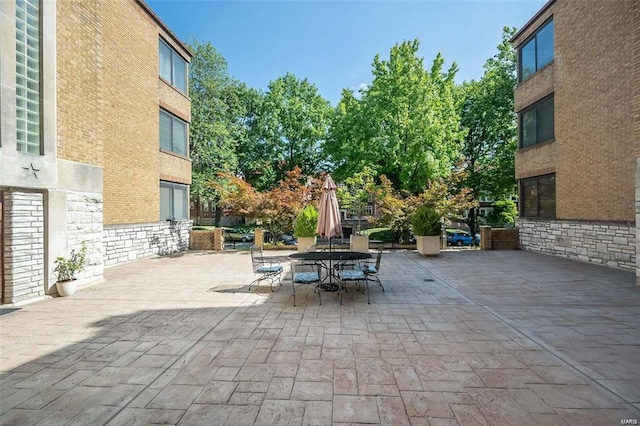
293, 205, 318, 238
364, 227, 396, 243
54, 242, 87, 282
487, 199, 518, 227
411, 205, 441, 236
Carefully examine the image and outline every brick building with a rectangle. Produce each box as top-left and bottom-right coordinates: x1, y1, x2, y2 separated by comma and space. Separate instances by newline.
0, 0, 192, 303
512, 0, 639, 281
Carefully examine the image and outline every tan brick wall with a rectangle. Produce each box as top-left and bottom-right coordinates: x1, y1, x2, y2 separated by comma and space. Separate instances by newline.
635, 2, 640, 158
56, 0, 103, 166
514, 0, 636, 222
514, 65, 554, 113
56, 0, 192, 226
159, 84, 190, 122
160, 152, 191, 185
515, 142, 556, 180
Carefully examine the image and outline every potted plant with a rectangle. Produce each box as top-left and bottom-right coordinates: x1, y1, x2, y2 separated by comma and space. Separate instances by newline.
53, 242, 87, 296
411, 205, 442, 256
293, 205, 318, 252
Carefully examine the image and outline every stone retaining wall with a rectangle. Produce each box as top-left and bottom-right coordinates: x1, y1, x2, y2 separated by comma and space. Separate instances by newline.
3, 191, 44, 302
66, 191, 104, 281
104, 220, 192, 267
517, 218, 635, 270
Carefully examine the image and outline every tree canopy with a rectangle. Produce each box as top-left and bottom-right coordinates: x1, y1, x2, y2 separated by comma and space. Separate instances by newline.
327, 39, 463, 193
245, 73, 334, 190
188, 30, 519, 237
188, 40, 257, 212
459, 27, 518, 233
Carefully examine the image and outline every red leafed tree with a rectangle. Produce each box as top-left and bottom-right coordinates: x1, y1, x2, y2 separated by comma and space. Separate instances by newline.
211, 167, 323, 242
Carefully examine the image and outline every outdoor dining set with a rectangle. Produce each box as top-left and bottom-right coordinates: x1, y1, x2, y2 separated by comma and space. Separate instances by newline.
248, 174, 384, 305
249, 243, 384, 305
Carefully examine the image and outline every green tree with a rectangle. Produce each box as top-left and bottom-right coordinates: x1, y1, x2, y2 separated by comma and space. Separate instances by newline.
372, 175, 420, 243
249, 73, 333, 189
486, 199, 518, 227
336, 166, 377, 234
188, 40, 256, 224
327, 39, 463, 193
459, 27, 519, 235
419, 168, 478, 223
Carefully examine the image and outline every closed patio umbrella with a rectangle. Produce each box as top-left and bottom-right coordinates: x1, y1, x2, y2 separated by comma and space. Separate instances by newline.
316, 175, 342, 290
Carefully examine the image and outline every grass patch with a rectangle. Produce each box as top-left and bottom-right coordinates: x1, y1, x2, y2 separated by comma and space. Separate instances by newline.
362, 227, 396, 242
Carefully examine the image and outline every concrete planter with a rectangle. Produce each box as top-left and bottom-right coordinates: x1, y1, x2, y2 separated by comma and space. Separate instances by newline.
350, 235, 369, 253
417, 235, 440, 256
297, 236, 317, 252
56, 279, 77, 297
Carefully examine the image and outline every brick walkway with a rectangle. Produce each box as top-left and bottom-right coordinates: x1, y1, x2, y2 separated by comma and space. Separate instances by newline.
1, 249, 639, 425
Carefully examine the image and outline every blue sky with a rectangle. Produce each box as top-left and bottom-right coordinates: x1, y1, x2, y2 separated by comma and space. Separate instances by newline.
147, 0, 546, 105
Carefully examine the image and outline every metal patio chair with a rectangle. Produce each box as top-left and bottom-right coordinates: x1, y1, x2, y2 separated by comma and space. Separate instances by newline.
249, 244, 284, 292
360, 247, 384, 293
292, 260, 322, 306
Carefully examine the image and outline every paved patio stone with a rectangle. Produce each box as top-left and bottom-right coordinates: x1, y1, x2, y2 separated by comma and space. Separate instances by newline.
254, 400, 305, 425
0, 250, 639, 424
333, 395, 379, 423
177, 404, 232, 425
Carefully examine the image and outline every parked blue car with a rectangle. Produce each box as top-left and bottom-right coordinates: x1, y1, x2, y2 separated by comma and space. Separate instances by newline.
447, 230, 478, 246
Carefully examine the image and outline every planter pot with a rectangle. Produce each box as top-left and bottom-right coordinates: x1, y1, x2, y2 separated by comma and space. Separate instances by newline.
297, 236, 317, 252
350, 235, 369, 253
416, 235, 440, 256
56, 279, 77, 297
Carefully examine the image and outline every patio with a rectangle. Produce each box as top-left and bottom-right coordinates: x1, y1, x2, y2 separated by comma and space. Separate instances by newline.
1, 249, 639, 425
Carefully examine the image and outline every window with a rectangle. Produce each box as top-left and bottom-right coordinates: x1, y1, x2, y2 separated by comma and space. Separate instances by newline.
160, 182, 188, 221
519, 95, 554, 148
519, 18, 554, 81
15, 0, 41, 154
159, 39, 187, 93
520, 174, 555, 218
159, 109, 187, 156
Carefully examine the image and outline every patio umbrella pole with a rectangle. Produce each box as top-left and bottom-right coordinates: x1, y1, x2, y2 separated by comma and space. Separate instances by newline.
329, 236, 332, 290
316, 175, 343, 292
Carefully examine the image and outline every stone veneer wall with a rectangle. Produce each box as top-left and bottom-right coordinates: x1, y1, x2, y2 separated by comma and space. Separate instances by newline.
66, 192, 104, 281
3, 191, 44, 302
517, 218, 635, 270
103, 220, 192, 267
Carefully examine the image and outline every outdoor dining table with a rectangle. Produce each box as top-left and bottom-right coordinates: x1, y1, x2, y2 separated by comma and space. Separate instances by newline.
289, 251, 372, 291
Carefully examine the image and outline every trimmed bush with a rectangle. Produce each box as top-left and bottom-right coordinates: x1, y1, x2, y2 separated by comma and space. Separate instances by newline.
293, 205, 318, 238
411, 205, 441, 236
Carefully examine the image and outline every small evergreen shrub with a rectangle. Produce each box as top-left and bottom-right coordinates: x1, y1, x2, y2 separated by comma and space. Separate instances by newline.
293, 205, 318, 238
411, 205, 441, 236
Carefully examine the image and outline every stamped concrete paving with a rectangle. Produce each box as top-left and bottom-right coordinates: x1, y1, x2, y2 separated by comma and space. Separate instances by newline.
1, 249, 639, 425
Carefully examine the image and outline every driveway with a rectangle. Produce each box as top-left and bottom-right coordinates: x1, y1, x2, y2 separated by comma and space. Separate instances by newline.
0, 249, 638, 425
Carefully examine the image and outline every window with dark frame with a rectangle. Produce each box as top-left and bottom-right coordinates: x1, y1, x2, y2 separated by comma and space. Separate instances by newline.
159, 38, 187, 93
519, 95, 554, 148
520, 174, 556, 218
159, 109, 187, 156
160, 181, 188, 221
519, 18, 554, 82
